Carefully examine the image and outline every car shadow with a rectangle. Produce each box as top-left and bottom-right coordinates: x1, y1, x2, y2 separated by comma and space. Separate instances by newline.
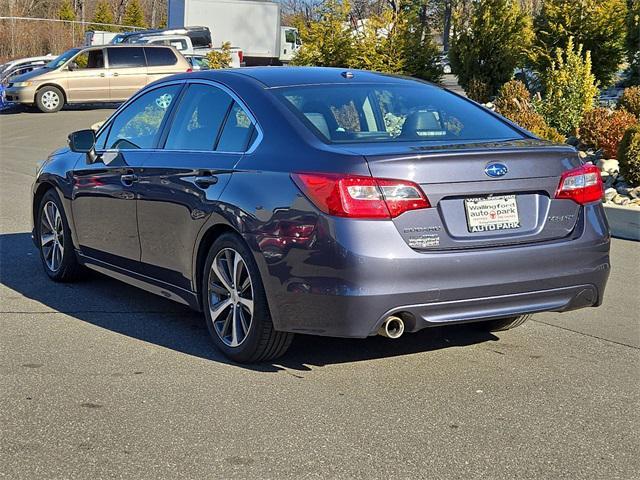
0, 232, 498, 372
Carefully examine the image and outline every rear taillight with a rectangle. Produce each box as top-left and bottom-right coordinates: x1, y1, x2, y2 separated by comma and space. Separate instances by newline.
186, 67, 193, 73
291, 173, 430, 219
238, 50, 244, 64
555, 164, 604, 205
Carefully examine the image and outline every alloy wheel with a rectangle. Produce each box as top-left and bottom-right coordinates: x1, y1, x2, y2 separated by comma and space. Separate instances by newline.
41, 90, 60, 111
40, 201, 64, 272
208, 248, 254, 347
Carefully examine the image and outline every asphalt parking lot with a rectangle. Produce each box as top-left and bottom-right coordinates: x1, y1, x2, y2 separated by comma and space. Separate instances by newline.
1, 108, 639, 479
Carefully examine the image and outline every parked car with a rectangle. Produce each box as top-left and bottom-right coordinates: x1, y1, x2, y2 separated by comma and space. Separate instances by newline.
32, 67, 610, 362
131, 34, 244, 67
4, 45, 190, 113
0, 55, 55, 108
112, 26, 212, 50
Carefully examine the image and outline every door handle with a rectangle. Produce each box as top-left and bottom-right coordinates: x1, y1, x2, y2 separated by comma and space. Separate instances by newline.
100, 72, 105, 77
113, 72, 119, 77
121, 173, 138, 186
194, 175, 218, 188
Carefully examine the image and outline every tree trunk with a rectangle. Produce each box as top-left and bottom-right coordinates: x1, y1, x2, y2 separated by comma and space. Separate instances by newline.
443, 0, 452, 52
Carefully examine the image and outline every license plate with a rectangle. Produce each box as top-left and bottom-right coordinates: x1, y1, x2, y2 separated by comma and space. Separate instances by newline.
464, 195, 520, 233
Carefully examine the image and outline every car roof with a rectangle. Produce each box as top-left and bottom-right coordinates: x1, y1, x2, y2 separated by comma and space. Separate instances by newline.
217, 67, 426, 88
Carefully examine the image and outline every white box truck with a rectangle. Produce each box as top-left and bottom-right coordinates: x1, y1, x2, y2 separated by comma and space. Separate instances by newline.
168, 0, 301, 65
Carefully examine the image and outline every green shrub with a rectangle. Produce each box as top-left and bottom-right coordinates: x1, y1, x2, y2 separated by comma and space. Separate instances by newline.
579, 108, 638, 158
617, 124, 640, 185
494, 80, 565, 142
537, 38, 599, 136
206, 42, 232, 69
618, 86, 640, 118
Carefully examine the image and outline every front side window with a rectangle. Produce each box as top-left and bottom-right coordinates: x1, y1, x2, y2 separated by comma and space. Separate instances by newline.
71, 49, 105, 69
144, 47, 177, 67
104, 84, 180, 150
277, 83, 522, 144
107, 47, 146, 68
164, 84, 233, 151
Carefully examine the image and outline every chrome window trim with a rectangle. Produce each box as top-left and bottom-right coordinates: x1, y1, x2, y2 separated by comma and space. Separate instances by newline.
95, 77, 263, 155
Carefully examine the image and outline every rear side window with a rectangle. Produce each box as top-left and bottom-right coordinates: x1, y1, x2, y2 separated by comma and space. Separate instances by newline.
107, 47, 146, 68
216, 102, 255, 152
277, 84, 522, 144
144, 47, 177, 66
164, 84, 233, 151
104, 84, 180, 150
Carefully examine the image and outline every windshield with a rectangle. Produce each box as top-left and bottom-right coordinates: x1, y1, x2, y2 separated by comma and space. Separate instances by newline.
45, 49, 81, 69
276, 83, 523, 144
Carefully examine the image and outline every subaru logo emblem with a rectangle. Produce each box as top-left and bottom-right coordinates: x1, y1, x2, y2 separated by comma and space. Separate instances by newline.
484, 163, 508, 178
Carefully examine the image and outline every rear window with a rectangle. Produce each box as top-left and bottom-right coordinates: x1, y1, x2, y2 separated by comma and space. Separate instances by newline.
144, 47, 177, 66
276, 83, 523, 144
107, 47, 146, 68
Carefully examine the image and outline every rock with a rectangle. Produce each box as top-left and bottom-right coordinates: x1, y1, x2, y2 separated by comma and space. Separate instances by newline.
629, 187, 640, 199
615, 182, 630, 194
605, 188, 618, 201
612, 194, 631, 205
604, 175, 616, 188
597, 158, 619, 175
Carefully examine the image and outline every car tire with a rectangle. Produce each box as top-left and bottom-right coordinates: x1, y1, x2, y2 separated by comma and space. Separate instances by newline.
36, 189, 83, 281
478, 314, 532, 332
202, 233, 294, 363
35, 86, 64, 113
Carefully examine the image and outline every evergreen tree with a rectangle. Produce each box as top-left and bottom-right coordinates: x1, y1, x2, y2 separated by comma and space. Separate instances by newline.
533, 0, 628, 87
291, 0, 356, 68
123, 0, 148, 29
626, 0, 640, 85
90, 1, 115, 31
402, 3, 444, 83
58, 0, 76, 21
353, 9, 405, 74
449, 0, 533, 99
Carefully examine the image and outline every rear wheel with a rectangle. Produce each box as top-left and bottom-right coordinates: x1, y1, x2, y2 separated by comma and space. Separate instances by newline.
35, 86, 64, 113
202, 233, 294, 363
478, 314, 531, 332
37, 190, 83, 281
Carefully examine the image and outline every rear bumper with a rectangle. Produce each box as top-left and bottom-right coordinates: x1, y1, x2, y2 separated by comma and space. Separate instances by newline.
250, 204, 610, 338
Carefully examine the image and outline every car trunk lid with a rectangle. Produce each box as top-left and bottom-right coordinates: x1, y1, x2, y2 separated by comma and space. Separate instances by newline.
363, 141, 583, 250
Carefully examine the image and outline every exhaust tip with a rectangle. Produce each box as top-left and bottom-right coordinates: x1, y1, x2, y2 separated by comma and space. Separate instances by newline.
378, 315, 405, 339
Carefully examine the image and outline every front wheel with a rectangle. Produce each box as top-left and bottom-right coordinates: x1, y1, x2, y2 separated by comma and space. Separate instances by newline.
478, 314, 531, 332
37, 190, 83, 281
202, 233, 294, 363
35, 86, 64, 113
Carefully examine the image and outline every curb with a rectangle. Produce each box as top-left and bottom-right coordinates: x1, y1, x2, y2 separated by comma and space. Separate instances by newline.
604, 204, 640, 241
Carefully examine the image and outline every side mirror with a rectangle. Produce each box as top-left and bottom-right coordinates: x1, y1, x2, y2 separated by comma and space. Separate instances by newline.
68, 129, 96, 154
68, 62, 77, 71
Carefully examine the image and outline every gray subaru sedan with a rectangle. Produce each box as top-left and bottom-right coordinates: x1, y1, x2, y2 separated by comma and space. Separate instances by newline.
31, 67, 610, 362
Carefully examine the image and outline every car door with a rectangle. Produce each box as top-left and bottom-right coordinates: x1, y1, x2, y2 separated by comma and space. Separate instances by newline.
106, 47, 148, 101
71, 83, 182, 269
136, 81, 259, 290
65, 48, 110, 102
